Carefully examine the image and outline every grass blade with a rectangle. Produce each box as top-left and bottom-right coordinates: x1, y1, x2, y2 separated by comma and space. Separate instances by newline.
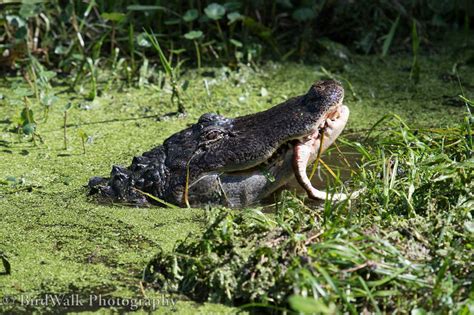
382, 15, 400, 57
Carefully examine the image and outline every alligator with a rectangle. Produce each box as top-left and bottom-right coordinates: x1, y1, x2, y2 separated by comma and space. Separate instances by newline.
88, 80, 352, 208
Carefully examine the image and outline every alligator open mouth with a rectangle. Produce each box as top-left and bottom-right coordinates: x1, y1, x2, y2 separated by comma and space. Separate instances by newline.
293, 104, 350, 201
219, 103, 349, 202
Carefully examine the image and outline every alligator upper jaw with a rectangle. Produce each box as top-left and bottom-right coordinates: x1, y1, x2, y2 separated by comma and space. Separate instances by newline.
221, 104, 348, 176
224, 101, 345, 172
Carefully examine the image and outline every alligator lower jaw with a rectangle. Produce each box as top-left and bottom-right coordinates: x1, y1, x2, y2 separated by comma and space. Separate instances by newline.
293, 105, 350, 201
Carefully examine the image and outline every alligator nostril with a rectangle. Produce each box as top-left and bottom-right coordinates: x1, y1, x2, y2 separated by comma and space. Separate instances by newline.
111, 165, 126, 175
88, 176, 104, 187
136, 178, 145, 188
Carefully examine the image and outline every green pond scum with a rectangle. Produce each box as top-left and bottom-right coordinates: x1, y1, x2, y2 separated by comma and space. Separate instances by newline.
1, 33, 474, 313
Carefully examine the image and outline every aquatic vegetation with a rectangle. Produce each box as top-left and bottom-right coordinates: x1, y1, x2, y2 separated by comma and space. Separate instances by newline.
1, 1, 470, 83
77, 129, 89, 155
0, 53, 472, 312
62, 102, 72, 150
10, 89, 43, 144
184, 30, 204, 70
410, 20, 421, 84
143, 114, 473, 313
145, 30, 186, 114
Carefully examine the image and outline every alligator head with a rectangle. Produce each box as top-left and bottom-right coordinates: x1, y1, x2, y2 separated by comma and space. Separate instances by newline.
89, 80, 350, 207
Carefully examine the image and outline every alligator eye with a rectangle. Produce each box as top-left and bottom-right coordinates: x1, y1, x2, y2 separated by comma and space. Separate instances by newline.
199, 128, 226, 149
205, 130, 222, 140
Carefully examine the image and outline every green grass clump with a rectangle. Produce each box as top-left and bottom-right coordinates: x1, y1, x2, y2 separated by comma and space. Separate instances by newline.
1, 0, 471, 83
143, 115, 473, 313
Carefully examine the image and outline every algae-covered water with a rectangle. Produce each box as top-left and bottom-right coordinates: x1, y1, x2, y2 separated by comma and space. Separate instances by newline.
0, 41, 472, 313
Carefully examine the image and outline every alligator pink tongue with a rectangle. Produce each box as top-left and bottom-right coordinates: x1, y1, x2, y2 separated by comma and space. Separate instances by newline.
292, 106, 349, 201
293, 131, 333, 200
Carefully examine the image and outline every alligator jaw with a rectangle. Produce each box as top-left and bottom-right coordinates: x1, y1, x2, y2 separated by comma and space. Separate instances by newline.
293, 105, 350, 201
197, 104, 350, 207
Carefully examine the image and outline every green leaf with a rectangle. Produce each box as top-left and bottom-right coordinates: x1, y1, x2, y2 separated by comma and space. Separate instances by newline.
464, 221, 474, 233
40, 93, 58, 107
133, 188, 179, 209
164, 19, 181, 25
77, 129, 88, 140
411, 308, 427, 315
288, 295, 333, 314
227, 12, 242, 24
277, 0, 293, 9
63, 102, 72, 112
223, 2, 242, 11
101, 12, 126, 22
14, 87, 33, 98
316, 38, 351, 60
136, 32, 151, 48
292, 7, 315, 22
242, 17, 273, 40
229, 38, 242, 48
183, 9, 199, 22
181, 80, 189, 91
382, 15, 400, 57
204, 3, 226, 20
15, 26, 28, 40
126, 5, 167, 11
22, 123, 36, 135
21, 108, 35, 125
6, 15, 26, 28
184, 30, 203, 40
43, 71, 57, 81
19, 3, 37, 19
54, 45, 68, 55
